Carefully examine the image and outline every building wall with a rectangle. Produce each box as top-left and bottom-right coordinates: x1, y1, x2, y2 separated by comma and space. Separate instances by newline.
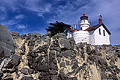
92, 25, 110, 45
73, 31, 89, 44
66, 31, 73, 38
89, 30, 95, 45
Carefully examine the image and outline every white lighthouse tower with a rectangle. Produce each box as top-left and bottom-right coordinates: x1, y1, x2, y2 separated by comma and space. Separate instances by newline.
80, 14, 90, 30
73, 14, 90, 44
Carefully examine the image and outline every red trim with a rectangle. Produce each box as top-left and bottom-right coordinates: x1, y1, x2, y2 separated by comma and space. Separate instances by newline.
86, 24, 99, 31
83, 14, 85, 16
74, 28, 77, 31
65, 27, 75, 31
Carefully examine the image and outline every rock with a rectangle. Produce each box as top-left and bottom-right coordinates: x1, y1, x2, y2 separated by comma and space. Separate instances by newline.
1, 25, 120, 80
58, 38, 71, 49
0, 25, 14, 45
69, 77, 78, 80
0, 24, 15, 55
43, 32, 51, 37
49, 69, 57, 75
0, 50, 4, 58
0, 73, 3, 77
50, 46, 61, 51
28, 69, 34, 74
66, 60, 70, 65
61, 50, 74, 58
60, 62, 65, 67
21, 76, 34, 80
49, 62, 58, 70
68, 38, 75, 48
11, 54, 21, 66
57, 57, 61, 63
52, 33, 67, 39
72, 62, 79, 69
51, 75, 58, 80
10, 32, 20, 37
37, 64, 48, 71
21, 68, 29, 75
28, 33, 41, 37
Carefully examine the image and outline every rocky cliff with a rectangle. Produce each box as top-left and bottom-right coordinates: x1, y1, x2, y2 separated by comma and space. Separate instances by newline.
0, 25, 120, 80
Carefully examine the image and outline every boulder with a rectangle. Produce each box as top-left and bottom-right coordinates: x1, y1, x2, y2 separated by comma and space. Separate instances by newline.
0, 24, 15, 57
58, 38, 71, 49
11, 54, 21, 66
21, 76, 34, 80
61, 50, 74, 58
21, 68, 29, 75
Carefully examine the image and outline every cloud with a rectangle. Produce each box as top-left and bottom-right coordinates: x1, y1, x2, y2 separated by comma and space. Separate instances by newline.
17, 24, 27, 29
20, 0, 52, 17
0, 0, 52, 17
15, 14, 25, 19
2, 19, 18, 26
0, 0, 120, 44
1, 14, 25, 26
0, 0, 18, 12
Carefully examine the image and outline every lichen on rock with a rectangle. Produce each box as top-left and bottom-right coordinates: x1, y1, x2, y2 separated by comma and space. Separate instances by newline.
0, 25, 120, 80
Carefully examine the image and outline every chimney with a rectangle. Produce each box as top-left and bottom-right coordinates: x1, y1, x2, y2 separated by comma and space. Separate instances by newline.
74, 24, 77, 31
99, 14, 102, 24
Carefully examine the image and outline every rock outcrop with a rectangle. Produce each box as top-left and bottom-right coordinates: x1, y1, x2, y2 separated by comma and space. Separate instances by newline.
0, 25, 120, 80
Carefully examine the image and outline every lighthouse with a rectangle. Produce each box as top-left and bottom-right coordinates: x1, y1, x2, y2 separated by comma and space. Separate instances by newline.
73, 14, 90, 44
64, 14, 111, 45
80, 14, 90, 30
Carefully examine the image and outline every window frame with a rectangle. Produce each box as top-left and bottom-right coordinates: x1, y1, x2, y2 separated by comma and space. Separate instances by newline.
99, 28, 101, 35
103, 30, 105, 36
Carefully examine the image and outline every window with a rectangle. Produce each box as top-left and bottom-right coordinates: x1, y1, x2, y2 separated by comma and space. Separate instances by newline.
103, 30, 105, 36
80, 27, 82, 30
99, 28, 101, 35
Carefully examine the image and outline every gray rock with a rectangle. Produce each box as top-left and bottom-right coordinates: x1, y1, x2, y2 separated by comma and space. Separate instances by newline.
60, 62, 65, 67
0, 50, 4, 58
11, 32, 20, 37
72, 62, 79, 69
43, 32, 51, 37
21, 76, 34, 80
61, 50, 74, 58
66, 60, 70, 65
49, 69, 57, 75
51, 75, 58, 80
21, 68, 29, 75
58, 38, 71, 49
52, 33, 67, 39
49, 62, 58, 70
0, 25, 15, 52
11, 54, 21, 66
57, 57, 61, 63
37, 64, 48, 71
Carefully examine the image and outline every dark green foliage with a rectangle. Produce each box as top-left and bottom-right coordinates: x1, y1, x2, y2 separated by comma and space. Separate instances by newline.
46, 21, 71, 36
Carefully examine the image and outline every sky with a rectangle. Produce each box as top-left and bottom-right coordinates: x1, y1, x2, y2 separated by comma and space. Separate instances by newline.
0, 0, 120, 45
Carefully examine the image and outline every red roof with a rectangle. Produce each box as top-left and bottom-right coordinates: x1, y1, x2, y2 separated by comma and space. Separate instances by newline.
86, 24, 99, 31
65, 27, 78, 31
73, 28, 77, 31
86, 23, 111, 35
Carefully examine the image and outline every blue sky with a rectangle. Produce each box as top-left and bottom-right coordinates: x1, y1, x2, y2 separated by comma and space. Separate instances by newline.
0, 0, 120, 45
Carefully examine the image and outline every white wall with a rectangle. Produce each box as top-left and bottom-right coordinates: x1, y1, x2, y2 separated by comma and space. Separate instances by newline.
91, 25, 110, 45
80, 20, 90, 30
89, 30, 95, 45
73, 31, 89, 44
66, 31, 73, 38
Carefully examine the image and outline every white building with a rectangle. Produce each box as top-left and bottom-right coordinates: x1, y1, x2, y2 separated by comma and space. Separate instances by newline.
65, 14, 111, 45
